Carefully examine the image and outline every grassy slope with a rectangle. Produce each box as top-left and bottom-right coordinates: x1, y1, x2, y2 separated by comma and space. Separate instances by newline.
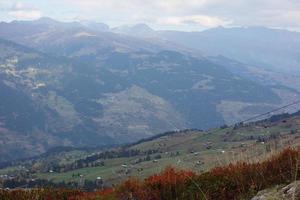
18, 114, 300, 186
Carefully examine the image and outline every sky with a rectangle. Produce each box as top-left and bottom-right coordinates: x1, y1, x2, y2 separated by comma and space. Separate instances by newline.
1, 0, 300, 31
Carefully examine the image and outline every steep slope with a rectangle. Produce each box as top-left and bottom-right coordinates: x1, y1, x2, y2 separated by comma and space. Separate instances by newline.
0, 39, 185, 161
0, 39, 72, 160
102, 50, 281, 128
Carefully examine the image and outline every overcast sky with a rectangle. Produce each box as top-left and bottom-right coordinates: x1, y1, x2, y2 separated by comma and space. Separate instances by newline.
1, 0, 300, 31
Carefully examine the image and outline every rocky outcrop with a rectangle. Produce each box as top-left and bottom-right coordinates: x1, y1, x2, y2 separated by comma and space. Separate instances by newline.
252, 181, 300, 200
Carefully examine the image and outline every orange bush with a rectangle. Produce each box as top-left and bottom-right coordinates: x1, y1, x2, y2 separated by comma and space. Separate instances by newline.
144, 167, 195, 200
68, 188, 116, 200
0, 188, 83, 200
116, 178, 147, 200
187, 148, 300, 199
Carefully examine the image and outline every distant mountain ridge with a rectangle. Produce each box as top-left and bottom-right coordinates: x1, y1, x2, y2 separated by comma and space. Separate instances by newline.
119, 25, 300, 73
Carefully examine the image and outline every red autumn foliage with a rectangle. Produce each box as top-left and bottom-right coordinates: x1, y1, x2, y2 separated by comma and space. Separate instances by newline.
144, 167, 195, 200
117, 178, 147, 200
69, 188, 116, 200
1, 148, 300, 200
0, 188, 116, 200
187, 148, 300, 200
116, 167, 194, 200
0, 188, 84, 200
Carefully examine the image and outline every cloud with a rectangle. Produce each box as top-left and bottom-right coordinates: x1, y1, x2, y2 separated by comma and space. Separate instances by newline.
8, 2, 42, 20
61, 0, 229, 28
65, 0, 209, 16
194, 0, 300, 29
157, 15, 232, 27
8, 10, 42, 20
62, 0, 300, 29
2, 0, 300, 30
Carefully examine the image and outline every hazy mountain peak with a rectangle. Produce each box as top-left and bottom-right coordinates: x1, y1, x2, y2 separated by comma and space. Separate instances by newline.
34, 17, 59, 24
80, 21, 110, 32
8, 17, 82, 30
112, 23, 155, 37
10, 17, 61, 26
131, 23, 154, 32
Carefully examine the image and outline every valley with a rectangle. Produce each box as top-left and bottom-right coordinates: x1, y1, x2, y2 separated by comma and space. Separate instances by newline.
2, 111, 300, 189
1, 1, 300, 199
0, 19, 294, 162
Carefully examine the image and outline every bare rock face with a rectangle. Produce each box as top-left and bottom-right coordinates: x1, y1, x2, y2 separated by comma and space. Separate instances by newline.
251, 181, 300, 200
281, 182, 300, 199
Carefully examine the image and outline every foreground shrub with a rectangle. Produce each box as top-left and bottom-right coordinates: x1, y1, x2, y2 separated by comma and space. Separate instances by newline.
187, 148, 300, 199
0, 188, 83, 200
117, 178, 146, 200
144, 167, 195, 200
116, 167, 194, 200
69, 188, 116, 200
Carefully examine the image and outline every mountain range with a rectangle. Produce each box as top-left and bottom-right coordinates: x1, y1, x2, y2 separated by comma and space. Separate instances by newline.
0, 17, 299, 161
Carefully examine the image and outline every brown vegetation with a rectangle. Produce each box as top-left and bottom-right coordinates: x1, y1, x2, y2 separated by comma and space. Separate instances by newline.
1, 148, 300, 200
